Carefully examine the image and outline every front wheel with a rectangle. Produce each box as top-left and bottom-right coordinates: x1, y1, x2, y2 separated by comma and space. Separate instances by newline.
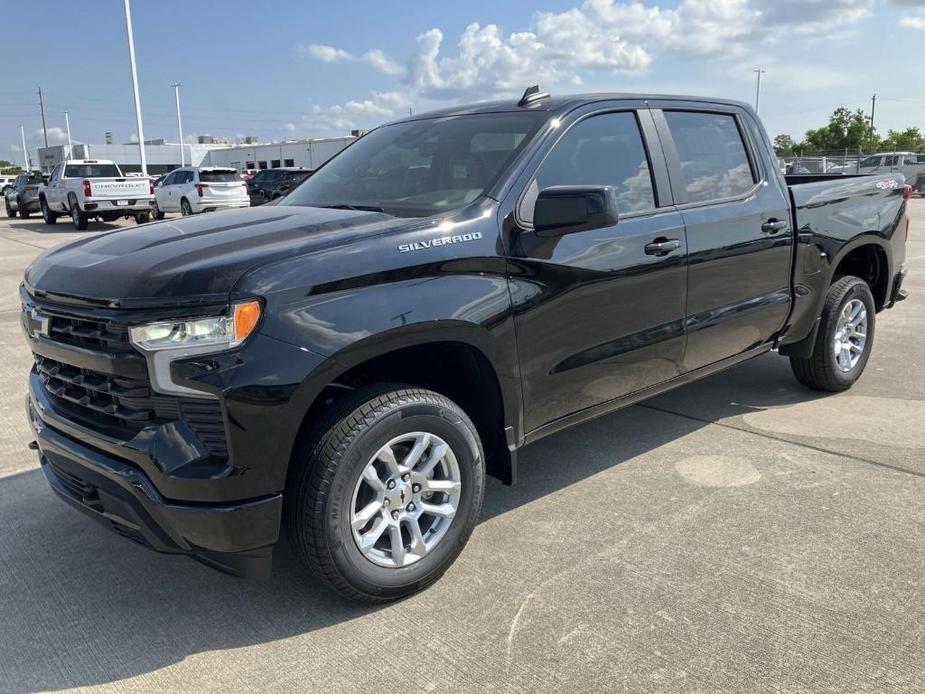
151, 200, 164, 220
285, 385, 485, 602
790, 276, 876, 392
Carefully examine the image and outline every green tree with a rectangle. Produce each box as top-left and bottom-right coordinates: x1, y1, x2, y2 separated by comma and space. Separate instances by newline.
0, 160, 23, 175
803, 107, 879, 152
880, 127, 925, 152
773, 134, 796, 157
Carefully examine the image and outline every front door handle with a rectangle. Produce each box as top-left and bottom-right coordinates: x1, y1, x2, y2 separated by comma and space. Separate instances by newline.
644, 238, 681, 256
761, 219, 788, 234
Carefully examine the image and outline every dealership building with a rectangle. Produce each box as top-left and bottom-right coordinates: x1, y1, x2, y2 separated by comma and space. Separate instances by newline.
35, 136, 355, 175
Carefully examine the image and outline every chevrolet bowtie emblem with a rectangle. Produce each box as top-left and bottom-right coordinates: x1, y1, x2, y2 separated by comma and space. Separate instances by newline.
23, 307, 51, 339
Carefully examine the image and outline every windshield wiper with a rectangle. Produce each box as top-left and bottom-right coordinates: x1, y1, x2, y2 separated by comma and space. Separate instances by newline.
317, 203, 386, 213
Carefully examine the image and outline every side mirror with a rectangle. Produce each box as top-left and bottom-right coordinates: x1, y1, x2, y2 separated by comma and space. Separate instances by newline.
533, 185, 619, 236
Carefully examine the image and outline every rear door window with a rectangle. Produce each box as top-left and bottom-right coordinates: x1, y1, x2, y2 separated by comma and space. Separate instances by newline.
530, 111, 657, 217
663, 111, 756, 203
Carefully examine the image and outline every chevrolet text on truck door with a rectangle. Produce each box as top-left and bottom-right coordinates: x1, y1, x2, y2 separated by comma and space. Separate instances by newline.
39, 159, 154, 229
23, 91, 910, 601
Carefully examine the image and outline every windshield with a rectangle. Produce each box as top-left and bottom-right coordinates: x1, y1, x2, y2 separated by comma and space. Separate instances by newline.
65, 164, 122, 178
200, 169, 241, 182
283, 113, 545, 217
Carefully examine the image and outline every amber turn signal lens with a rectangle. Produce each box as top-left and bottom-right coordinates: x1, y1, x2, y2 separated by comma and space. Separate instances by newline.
233, 300, 261, 342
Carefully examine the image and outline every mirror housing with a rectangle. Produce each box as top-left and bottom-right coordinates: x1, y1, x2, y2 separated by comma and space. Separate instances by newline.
533, 185, 619, 236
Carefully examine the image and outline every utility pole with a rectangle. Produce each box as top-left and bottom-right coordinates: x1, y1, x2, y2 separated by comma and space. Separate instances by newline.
869, 93, 877, 141
123, 0, 148, 175
64, 111, 73, 158
753, 68, 766, 115
20, 124, 29, 170
38, 87, 48, 148
172, 82, 185, 166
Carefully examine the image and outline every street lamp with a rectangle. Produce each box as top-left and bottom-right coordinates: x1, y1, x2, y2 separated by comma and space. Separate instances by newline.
123, 0, 148, 175
64, 111, 73, 158
172, 82, 185, 166
753, 68, 766, 114
20, 124, 29, 170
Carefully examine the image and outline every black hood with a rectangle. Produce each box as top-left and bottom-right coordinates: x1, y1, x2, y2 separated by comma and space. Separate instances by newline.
25, 205, 428, 307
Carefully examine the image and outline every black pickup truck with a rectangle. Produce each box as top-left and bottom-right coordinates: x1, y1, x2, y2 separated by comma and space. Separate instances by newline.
22, 92, 910, 601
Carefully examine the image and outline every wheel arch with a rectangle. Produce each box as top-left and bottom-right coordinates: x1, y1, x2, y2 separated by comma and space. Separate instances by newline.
288, 323, 519, 487
828, 237, 891, 310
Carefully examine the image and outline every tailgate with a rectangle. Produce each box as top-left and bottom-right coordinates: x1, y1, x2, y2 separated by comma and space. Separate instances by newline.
86, 178, 150, 199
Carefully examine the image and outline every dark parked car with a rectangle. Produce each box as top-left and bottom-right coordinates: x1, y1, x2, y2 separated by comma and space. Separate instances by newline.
23, 91, 910, 602
4, 172, 45, 218
247, 167, 310, 205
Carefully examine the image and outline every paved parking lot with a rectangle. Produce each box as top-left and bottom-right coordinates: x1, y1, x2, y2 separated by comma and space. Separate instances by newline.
0, 203, 922, 693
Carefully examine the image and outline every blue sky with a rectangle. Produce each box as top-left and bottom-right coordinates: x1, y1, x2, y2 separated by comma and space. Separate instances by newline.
3, 0, 925, 162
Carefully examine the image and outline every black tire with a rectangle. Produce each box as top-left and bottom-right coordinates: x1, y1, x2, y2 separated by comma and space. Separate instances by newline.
285, 384, 485, 602
4, 198, 15, 218
180, 198, 193, 216
17, 198, 30, 219
40, 197, 57, 225
69, 196, 88, 231
151, 200, 164, 220
790, 276, 876, 392
134, 212, 150, 224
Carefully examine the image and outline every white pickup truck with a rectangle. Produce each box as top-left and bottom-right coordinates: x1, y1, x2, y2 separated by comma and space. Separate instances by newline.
39, 159, 154, 230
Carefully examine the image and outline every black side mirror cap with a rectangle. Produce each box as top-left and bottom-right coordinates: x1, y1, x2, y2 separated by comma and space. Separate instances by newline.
533, 185, 619, 236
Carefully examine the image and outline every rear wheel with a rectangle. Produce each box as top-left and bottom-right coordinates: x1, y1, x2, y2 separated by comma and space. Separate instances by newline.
69, 197, 89, 231
134, 212, 150, 224
4, 197, 15, 218
285, 385, 485, 602
40, 198, 56, 225
18, 199, 30, 219
790, 276, 875, 392
180, 198, 193, 216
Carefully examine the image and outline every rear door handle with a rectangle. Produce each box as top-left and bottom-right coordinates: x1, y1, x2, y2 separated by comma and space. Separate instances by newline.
644, 238, 681, 256
761, 219, 788, 234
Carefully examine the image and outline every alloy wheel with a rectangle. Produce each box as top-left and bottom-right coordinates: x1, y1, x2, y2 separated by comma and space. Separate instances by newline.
833, 298, 867, 372
350, 432, 461, 568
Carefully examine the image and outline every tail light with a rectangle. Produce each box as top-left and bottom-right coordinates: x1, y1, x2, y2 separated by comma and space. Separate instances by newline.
903, 184, 913, 199
149, 179, 154, 195
195, 183, 206, 197
82, 179, 91, 198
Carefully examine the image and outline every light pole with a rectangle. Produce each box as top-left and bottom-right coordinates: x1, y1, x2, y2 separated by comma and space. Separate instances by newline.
753, 68, 766, 114
123, 0, 148, 175
20, 124, 29, 170
172, 82, 185, 166
64, 111, 73, 158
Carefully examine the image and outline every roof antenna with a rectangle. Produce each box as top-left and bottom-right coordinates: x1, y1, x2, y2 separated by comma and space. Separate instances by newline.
518, 85, 550, 107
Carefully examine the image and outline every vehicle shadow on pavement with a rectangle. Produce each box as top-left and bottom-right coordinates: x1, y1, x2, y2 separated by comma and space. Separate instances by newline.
2, 219, 126, 235
0, 353, 826, 691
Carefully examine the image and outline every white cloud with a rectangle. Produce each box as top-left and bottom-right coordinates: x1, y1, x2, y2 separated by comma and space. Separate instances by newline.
35, 126, 68, 144
301, 43, 352, 62
363, 49, 406, 77
284, 122, 296, 132
294, 0, 882, 133
900, 16, 925, 29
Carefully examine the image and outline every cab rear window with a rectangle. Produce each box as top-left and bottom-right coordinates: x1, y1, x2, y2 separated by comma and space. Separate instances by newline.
199, 170, 240, 182
64, 164, 121, 178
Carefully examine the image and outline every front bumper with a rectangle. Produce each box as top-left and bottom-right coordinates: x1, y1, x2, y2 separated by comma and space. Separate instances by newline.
28, 395, 282, 578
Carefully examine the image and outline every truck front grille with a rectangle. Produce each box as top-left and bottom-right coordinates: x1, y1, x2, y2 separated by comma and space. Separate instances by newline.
26, 298, 228, 459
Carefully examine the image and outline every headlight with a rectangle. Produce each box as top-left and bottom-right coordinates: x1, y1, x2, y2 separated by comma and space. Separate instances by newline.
129, 300, 262, 399
130, 300, 262, 352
